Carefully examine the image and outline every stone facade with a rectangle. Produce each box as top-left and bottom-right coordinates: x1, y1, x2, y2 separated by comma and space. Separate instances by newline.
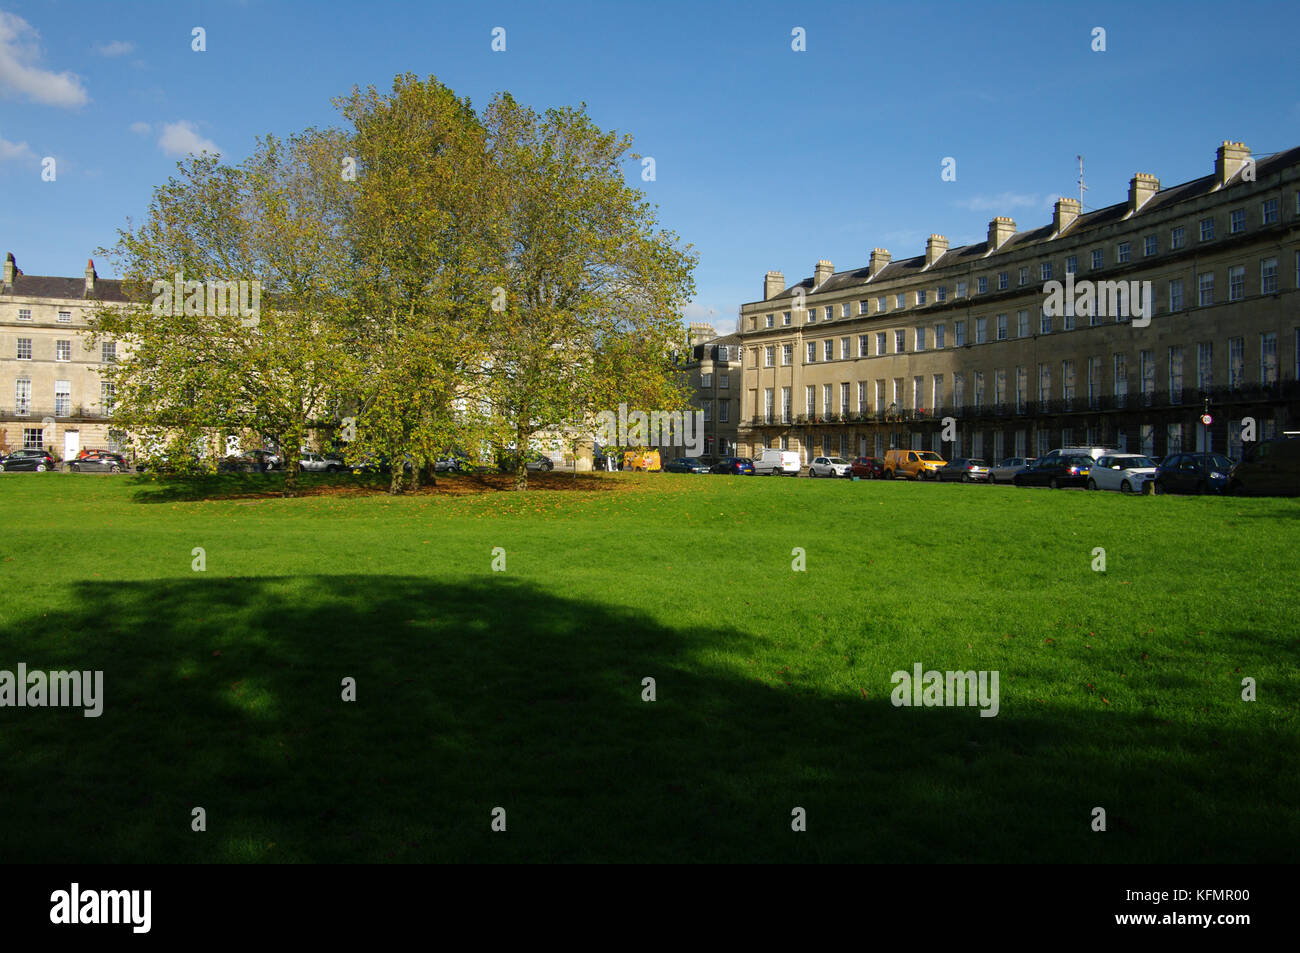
0, 255, 127, 458
737, 141, 1300, 464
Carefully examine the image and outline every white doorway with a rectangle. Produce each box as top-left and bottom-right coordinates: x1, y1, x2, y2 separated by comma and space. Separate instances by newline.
63, 429, 80, 461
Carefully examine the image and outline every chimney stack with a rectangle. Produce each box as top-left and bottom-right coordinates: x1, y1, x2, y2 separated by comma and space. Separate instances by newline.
1128, 174, 1160, 213
813, 259, 834, 287
1053, 198, 1080, 234
84, 258, 97, 293
764, 270, 785, 300
1215, 141, 1251, 187
868, 248, 891, 277
2, 252, 14, 289
987, 217, 1016, 251
924, 234, 948, 267
688, 322, 717, 347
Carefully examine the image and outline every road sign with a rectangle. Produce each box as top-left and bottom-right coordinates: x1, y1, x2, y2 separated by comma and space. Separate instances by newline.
1200, 414, 1213, 426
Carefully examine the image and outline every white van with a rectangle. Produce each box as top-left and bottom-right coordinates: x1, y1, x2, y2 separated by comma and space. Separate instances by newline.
754, 448, 802, 475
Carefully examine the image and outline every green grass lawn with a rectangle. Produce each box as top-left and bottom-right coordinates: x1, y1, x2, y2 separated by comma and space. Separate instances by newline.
0, 470, 1296, 862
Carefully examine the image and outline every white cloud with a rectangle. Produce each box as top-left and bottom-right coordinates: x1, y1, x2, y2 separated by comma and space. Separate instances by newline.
953, 192, 1053, 213
158, 120, 221, 157
0, 135, 35, 161
0, 11, 89, 107
95, 40, 134, 57
129, 121, 151, 135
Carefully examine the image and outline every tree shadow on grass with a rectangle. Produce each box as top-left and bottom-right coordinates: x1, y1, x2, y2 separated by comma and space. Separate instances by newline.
0, 576, 1294, 863
127, 471, 631, 503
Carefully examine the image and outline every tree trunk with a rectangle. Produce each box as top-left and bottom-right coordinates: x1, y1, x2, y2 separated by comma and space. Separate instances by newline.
388, 467, 403, 495
407, 463, 421, 492
284, 460, 300, 498
514, 427, 529, 491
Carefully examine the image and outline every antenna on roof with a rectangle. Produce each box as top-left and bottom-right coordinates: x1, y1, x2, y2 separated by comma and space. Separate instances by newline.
1077, 155, 1088, 209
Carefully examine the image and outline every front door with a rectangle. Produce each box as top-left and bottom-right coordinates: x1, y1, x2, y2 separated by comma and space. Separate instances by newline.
63, 429, 80, 462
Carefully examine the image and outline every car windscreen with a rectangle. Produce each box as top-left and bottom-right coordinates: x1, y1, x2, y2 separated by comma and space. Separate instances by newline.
1115, 456, 1155, 468
917, 452, 944, 461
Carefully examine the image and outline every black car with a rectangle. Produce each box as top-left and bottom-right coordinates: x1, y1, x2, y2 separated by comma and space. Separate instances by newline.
663, 456, 710, 473
69, 452, 128, 473
936, 458, 991, 483
1226, 437, 1300, 497
0, 450, 57, 472
710, 456, 755, 475
1013, 454, 1094, 489
1153, 452, 1233, 495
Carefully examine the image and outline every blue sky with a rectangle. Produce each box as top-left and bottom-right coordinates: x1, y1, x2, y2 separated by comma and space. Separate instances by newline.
1, 0, 1297, 333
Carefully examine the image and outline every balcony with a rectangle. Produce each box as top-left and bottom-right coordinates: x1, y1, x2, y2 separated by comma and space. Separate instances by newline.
0, 405, 112, 421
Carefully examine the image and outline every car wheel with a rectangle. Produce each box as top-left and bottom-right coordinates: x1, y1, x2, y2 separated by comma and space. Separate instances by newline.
1087, 478, 1097, 491
961, 473, 970, 483
70, 464, 80, 472
1120, 479, 1132, 494
1049, 477, 1059, 490
883, 470, 892, 480
36, 464, 47, 472
1229, 480, 1246, 496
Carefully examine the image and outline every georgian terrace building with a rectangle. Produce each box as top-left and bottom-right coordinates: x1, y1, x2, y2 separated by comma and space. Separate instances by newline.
0, 254, 126, 458
737, 141, 1300, 464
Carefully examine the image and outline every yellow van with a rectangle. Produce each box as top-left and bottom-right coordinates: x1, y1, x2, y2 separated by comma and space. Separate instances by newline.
883, 448, 946, 480
622, 448, 662, 472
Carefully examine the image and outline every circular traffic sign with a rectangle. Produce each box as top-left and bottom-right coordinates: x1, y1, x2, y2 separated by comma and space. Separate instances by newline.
1200, 414, 1213, 426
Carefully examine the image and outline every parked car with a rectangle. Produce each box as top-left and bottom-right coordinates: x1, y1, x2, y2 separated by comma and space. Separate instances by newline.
936, 458, 990, 483
1153, 452, 1234, 495
1013, 454, 1095, 489
0, 449, 57, 472
808, 456, 851, 478
498, 450, 555, 473
882, 448, 946, 480
218, 453, 267, 473
1226, 437, 1300, 496
300, 451, 346, 473
663, 456, 710, 474
710, 456, 755, 475
988, 457, 1035, 484
1039, 446, 1117, 464
434, 452, 473, 473
1087, 454, 1158, 493
69, 451, 128, 473
849, 456, 885, 479
754, 448, 803, 476
622, 449, 662, 472
247, 449, 282, 471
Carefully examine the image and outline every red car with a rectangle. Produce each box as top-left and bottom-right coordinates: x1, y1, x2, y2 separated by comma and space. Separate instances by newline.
849, 456, 885, 479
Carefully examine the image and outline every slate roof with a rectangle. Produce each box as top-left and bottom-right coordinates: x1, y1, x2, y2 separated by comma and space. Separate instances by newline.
761, 145, 1300, 302
2, 273, 131, 303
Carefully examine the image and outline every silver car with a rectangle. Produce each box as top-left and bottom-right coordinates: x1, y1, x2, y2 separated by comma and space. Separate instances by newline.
808, 456, 851, 477
1087, 454, 1158, 493
988, 457, 1036, 484
300, 451, 346, 472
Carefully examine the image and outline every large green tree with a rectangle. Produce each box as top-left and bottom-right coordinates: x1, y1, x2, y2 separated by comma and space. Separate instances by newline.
336, 74, 499, 493
479, 94, 697, 488
92, 128, 356, 496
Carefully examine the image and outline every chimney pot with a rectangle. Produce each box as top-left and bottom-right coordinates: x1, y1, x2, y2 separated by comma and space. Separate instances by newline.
987, 217, 1016, 251
2, 252, 15, 289
763, 270, 785, 300
1215, 140, 1251, 187
868, 248, 892, 277
1053, 198, 1081, 234
1128, 174, 1160, 213
84, 257, 97, 292
924, 234, 949, 267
